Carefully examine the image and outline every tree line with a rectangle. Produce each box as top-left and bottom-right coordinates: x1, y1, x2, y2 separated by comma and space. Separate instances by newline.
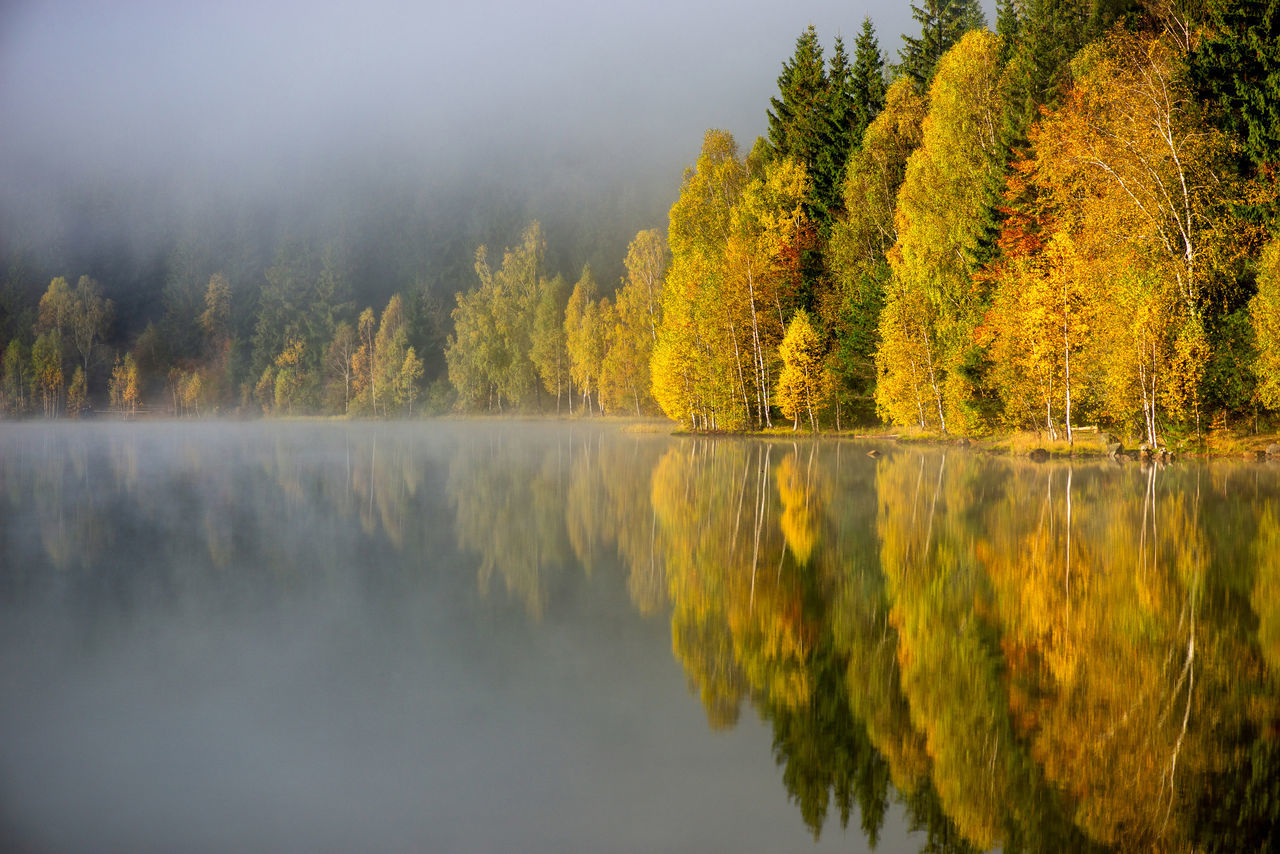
0, 242, 453, 418
445, 0, 1280, 444
4, 0, 1280, 444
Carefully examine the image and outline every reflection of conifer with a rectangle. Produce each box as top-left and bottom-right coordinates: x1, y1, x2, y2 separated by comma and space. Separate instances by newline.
765, 637, 891, 843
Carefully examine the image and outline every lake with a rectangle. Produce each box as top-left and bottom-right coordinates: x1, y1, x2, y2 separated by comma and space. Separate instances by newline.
1, 421, 1277, 852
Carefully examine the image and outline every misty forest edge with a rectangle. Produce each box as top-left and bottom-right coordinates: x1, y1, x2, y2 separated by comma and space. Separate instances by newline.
4, 0, 1280, 453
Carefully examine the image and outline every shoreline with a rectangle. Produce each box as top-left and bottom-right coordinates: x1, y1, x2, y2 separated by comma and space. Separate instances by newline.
8, 412, 1280, 461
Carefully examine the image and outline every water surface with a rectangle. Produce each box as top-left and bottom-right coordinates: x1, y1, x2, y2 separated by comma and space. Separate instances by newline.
1, 422, 1277, 852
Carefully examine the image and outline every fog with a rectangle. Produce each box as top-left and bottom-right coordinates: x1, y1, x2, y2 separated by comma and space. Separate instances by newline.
0, 0, 922, 298
0, 421, 923, 852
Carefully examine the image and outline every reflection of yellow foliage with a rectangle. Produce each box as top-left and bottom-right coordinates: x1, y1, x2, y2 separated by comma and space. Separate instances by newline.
566, 435, 607, 575
846, 637, 931, 794
652, 441, 819, 719
446, 427, 668, 622
672, 604, 745, 730
877, 451, 1021, 850
9, 424, 1280, 853
974, 461, 1273, 851
653, 443, 751, 725
1254, 507, 1280, 677
777, 450, 817, 565
449, 438, 569, 619
203, 507, 233, 569
823, 448, 934, 797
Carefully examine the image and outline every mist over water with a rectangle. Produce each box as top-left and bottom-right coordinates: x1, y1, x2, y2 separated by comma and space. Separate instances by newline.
0, 422, 919, 853
4, 421, 1276, 852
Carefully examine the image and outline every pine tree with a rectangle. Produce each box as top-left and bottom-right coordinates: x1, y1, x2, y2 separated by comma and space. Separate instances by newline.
996, 0, 1020, 46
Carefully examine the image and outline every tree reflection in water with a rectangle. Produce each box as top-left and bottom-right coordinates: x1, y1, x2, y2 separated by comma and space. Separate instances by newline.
6, 424, 1278, 851
451, 435, 1280, 852
440, 431, 1278, 851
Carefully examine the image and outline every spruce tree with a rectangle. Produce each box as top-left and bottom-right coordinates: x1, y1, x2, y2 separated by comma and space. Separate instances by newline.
850, 18, 887, 150
824, 36, 856, 215
766, 25, 837, 308
1191, 0, 1280, 170
1001, 0, 1095, 149
898, 0, 987, 89
995, 0, 1020, 63
767, 25, 829, 171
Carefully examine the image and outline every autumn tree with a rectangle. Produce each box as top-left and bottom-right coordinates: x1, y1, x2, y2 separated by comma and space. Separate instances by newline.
652, 131, 746, 429
109, 353, 140, 415
2, 339, 30, 415
397, 346, 424, 414
37, 277, 74, 341
565, 266, 602, 414
726, 156, 810, 427
827, 78, 928, 424
482, 224, 545, 408
654, 130, 818, 430
598, 249, 655, 415
985, 226, 1092, 442
1252, 236, 1280, 410
530, 274, 571, 412
177, 369, 203, 416
373, 294, 408, 416
622, 229, 667, 344
272, 338, 309, 415
64, 276, 113, 385
444, 221, 547, 412
881, 29, 1008, 434
776, 309, 830, 431
597, 229, 668, 416
66, 366, 87, 417
651, 130, 750, 428
875, 279, 946, 430
325, 320, 358, 412
352, 306, 378, 413
1031, 29, 1244, 444
32, 330, 63, 418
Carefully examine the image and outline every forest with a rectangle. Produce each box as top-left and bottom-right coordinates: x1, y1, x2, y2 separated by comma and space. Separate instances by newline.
3, 0, 1280, 447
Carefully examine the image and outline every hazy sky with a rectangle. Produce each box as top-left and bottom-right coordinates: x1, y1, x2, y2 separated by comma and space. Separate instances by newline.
0, 0, 1003, 297
1, 0, 928, 203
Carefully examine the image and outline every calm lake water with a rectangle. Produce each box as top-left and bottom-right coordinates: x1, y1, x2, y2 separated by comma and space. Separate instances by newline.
1, 421, 1277, 853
